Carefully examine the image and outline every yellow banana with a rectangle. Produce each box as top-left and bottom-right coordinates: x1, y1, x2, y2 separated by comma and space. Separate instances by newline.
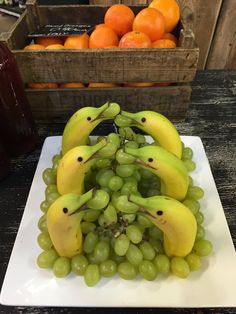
129, 194, 197, 257
125, 145, 189, 201
47, 189, 95, 258
62, 102, 120, 155
120, 110, 182, 158
57, 139, 106, 195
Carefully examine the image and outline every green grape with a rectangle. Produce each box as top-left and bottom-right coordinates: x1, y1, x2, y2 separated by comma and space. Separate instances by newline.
42, 168, 56, 185
126, 225, 143, 244
84, 264, 100, 287
148, 226, 163, 240
111, 251, 126, 264
131, 170, 141, 182
146, 189, 161, 197
152, 176, 161, 189
121, 182, 138, 195
138, 179, 150, 190
86, 252, 99, 264
37, 248, 58, 269
171, 257, 190, 278
87, 189, 110, 210
99, 260, 117, 277
116, 149, 135, 165
181, 141, 185, 150
108, 176, 124, 192
189, 176, 194, 186
117, 262, 137, 280
37, 232, 53, 250
183, 160, 196, 172
114, 234, 130, 256
149, 238, 164, 254
137, 215, 153, 228
99, 142, 117, 158
52, 156, 61, 171
182, 147, 193, 160
154, 254, 170, 275
139, 260, 157, 281
136, 134, 146, 145
122, 213, 136, 223
52, 154, 61, 164
186, 253, 201, 271
124, 176, 137, 185
45, 184, 58, 197
116, 164, 136, 178
132, 221, 146, 234
195, 211, 204, 225
139, 241, 155, 260
97, 169, 115, 187
120, 127, 136, 140
115, 114, 132, 127
53, 257, 71, 278
98, 213, 106, 227
102, 102, 120, 118
182, 198, 200, 215
186, 186, 204, 200
83, 232, 99, 254
101, 186, 112, 196
83, 210, 100, 222
81, 221, 96, 234
115, 195, 139, 214
196, 224, 205, 239
124, 141, 139, 149
108, 133, 120, 148
193, 239, 213, 256
111, 191, 121, 208
71, 254, 88, 276
126, 244, 143, 266
46, 192, 60, 205
95, 158, 112, 169
140, 168, 153, 179
104, 204, 117, 224
38, 215, 47, 232
40, 200, 50, 213
94, 241, 110, 263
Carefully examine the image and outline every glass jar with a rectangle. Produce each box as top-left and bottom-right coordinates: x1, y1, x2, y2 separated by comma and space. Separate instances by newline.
0, 42, 38, 156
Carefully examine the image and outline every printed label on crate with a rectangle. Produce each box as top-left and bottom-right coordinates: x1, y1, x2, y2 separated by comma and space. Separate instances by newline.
28, 24, 95, 37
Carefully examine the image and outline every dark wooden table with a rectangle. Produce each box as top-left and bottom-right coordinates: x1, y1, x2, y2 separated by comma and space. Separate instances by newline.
0, 70, 235, 314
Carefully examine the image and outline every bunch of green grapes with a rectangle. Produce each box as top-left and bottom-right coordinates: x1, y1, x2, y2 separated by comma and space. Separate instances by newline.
37, 127, 213, 286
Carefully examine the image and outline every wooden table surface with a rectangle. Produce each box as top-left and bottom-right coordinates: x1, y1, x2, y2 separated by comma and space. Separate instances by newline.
0, 70, 235, 313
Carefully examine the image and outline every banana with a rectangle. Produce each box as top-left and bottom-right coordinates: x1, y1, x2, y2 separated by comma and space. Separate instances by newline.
119, 110, 182, 158
62, 102, 120, 155
57, 139, 106, 195
47, 189, 95, 258
129, 194, 197, 257
125, 145, 189, 201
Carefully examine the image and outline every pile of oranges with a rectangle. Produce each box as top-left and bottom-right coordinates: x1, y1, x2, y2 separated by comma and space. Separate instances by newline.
25, 0, 180, 88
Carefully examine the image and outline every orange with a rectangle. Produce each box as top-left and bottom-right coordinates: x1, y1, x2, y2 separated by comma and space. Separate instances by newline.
64, 34, 89, 49
155, 82, 171, 86
88, 83, 117, 87
132, 7, 165, 42
162, 32, 177, 44
104, 4, 135, 37
152, 39, 176, 48
104, 45, 118, 49
24, 44, 45, 50
28, 83, 58, 89
125, 82, 155, 87
60, 83, 85, 88
89, 26, 119, 48
35, 36, 63, 47
149, 0, 180, 33
119, 31, 152, 48
95, 23, 106, 29
45, 44, 64, 49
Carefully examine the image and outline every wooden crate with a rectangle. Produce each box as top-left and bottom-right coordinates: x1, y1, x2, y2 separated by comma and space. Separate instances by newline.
0, 0, 199, 122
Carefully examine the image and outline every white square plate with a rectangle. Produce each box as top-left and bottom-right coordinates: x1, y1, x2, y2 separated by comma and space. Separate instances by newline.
1, 136, 236, 308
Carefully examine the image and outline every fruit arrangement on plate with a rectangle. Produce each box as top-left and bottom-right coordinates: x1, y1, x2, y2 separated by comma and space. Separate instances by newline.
37, 102, 213, 287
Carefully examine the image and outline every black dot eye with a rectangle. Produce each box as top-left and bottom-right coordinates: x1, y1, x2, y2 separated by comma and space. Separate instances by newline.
141, 117, 146, 123
148, 158, 153, 162
87, 117, 91, 121
157, 210, 163, 216
63, 207, 68, 214
77, 157, 83, 162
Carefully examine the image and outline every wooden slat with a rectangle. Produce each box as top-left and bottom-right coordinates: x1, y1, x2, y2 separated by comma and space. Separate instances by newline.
207, 0, 236, 69
26, 85, 191, 122
14, 48, 198, 84
89, 0, 121, 4
178, 0, 222, 69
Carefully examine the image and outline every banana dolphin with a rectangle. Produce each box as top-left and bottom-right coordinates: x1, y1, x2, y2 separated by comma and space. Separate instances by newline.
62, 102, 120, 155
47, 189, 95, 258
125, 145, 189, 201
119, 110, 182, 159
129, 194, 197, 257
57, 139, 106, 195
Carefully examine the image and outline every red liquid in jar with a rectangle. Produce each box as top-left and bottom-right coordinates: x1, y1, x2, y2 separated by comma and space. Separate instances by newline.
0, 42, 38, 156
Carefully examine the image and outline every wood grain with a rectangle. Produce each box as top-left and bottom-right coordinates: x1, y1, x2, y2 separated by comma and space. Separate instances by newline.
207, 0, 236, 69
